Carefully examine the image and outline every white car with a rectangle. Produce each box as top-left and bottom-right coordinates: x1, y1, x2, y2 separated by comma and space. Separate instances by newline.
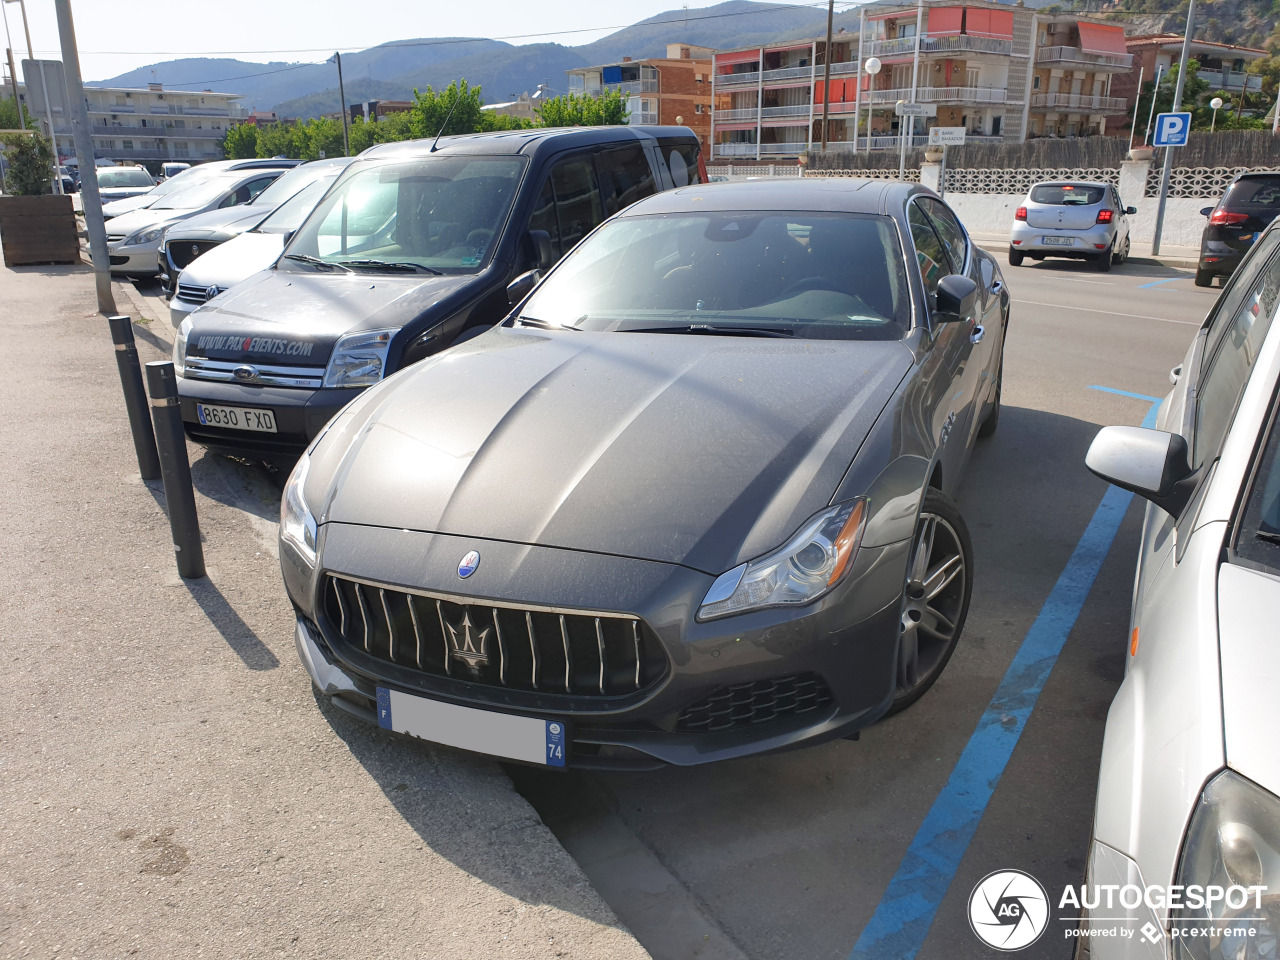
1080, 218, 1280, 958
100, 158, 298, 220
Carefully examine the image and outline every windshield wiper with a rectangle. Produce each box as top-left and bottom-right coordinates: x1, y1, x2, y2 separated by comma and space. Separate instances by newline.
283, 253, 351, 273
622, 323, 795, 338
340, 259, 443, 275
1255, 529, 1280, 546
514, 316, 580, 331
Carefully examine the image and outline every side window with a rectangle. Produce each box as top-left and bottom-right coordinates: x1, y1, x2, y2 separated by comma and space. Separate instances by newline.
1193, 246, 1280, 470
658, 138, 702, 187
599, 144, 657, 213
922, 199, 968, 275
551, 158, 604, 255
908, 200, 953, 298
527, 176, 563, 260
245, 176, 275, 202
1203, 231, 1280, 370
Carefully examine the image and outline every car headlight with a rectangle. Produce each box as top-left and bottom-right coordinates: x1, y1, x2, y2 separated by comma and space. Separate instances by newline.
697, 499, 868, 620
173, 317, 192, 378
124, 226, 164, 246
280, 454, 318, 567
322, 328, 396, 389
1171, 769, 1280, 959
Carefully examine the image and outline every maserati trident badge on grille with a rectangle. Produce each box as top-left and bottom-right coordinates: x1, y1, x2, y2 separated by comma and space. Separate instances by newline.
445, 611, 490, 668
458, 550, 480, 578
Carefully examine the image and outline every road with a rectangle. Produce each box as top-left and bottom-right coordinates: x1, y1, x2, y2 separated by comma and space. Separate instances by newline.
509, 255, 1217, 960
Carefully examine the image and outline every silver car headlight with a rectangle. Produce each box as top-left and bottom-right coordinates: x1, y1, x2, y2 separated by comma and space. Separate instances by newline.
1171, 769, 1280, 958
280, 454, 318, 567
124, 226, 164, 246
322, 328, 396, 389
173, 317, 193, 378
697, 499, 868, 620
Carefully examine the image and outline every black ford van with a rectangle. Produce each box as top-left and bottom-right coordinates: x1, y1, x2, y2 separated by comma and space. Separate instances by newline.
174, 125, 705, 461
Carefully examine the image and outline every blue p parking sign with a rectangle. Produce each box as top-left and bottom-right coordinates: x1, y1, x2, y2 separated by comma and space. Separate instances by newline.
1152, 112, 1192, 147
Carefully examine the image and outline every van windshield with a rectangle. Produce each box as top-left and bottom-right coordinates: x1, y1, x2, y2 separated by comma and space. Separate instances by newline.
284, 156, 526, 273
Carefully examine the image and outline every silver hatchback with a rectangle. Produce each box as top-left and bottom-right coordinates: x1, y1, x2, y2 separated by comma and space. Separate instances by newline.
1009, 180, 1135, 272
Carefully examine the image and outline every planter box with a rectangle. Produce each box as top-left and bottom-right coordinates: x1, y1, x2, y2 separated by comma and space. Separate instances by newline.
0, 194, 80, 266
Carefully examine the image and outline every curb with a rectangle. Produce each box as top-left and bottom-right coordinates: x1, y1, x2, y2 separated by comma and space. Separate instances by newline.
972, 237, 1197, 271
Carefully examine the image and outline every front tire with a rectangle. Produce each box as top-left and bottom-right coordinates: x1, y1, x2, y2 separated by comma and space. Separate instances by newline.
1008, 247, 1024, 267
886, 490, 973, 715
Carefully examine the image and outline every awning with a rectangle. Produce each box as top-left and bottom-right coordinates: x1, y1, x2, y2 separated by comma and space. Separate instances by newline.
715, 49, 761, 66
928, 7, 964, 36
1078, 22, 1128, 56
965, 8, 1013, 39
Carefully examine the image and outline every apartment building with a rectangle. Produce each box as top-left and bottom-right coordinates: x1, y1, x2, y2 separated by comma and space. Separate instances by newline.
566, 44, 714, 153
10, 80, 247, 166
710, 0, 1134, 160
1113, 36, 1264, 124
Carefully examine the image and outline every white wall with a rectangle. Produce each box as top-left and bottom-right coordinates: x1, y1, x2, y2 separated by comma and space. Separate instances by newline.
943, 193, 1210, 249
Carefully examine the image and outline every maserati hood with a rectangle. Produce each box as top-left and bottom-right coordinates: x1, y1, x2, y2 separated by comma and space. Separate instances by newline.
314, 328, 912, 573
178, 232, 286, 292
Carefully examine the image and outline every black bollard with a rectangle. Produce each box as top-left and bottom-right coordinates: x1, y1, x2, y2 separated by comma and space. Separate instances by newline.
108, 316, 161, 480
143, 360, 206, 580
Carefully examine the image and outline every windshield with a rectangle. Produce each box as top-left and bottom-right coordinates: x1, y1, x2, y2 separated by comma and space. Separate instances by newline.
255, 175, 339, 234
1030, 184, 1106, 205
516, 212, 910, 341
286, 155, 526, 272
152, 176, 238, 211
247, 162, 329, 209
98, 168, 154, 188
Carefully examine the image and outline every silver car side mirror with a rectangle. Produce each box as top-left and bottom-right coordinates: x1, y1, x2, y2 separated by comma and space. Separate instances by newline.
1085, 425, 1195, 516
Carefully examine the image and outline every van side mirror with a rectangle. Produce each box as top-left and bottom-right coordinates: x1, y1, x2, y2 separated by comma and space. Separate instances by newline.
1201, 207, 1214, 217
1085, 426, 1196, 517
934, 274, 978, 323
507, 269, 540, 306
528, 229, 553, 271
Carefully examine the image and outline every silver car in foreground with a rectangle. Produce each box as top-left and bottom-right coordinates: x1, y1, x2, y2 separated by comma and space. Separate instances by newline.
1079, 218, 1280, 957
1009, 180, 1135, 271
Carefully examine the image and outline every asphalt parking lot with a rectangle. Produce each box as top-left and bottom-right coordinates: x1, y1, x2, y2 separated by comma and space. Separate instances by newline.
112, 253, 1214, 960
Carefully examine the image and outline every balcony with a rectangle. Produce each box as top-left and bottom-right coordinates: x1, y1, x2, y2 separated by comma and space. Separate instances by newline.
714, 107, 760, 122
827, 60, 860, 75
1197, 69, 1263, 92
715, 70, 760, 87
1036, 46, 1133, 70
760, 104, 812, 119
609, 78, 660, 96
865, 34, 1014, 59
867, 86, 1007, 104
713, 142, 760, 157
762, 65, 815, 84
759, 142, 808, 155
626, 111, 658, 125
92, 103, 136, 114
1030, 92, 1127, 112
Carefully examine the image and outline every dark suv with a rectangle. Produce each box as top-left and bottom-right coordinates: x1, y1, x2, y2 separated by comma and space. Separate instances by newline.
1197, 173, 1280, 287
173, 125, 705, 464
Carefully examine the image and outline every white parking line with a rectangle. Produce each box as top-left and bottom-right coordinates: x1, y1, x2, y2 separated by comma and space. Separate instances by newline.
1012, 298, 1200, 325
1048, 277, 1114, 285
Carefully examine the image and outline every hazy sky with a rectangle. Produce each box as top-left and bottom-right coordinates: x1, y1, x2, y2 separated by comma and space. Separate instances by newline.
4, 0, 837, 84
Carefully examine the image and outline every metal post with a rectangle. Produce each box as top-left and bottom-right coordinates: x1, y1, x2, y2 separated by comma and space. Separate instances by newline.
1128, 66, 1144, 151
334, 52, 350, 157
820, 0, 833, 154
51, 0, 116, 315
1152, 0, 1196, 257
3, 46, 20, 129
939, 143, 946, 200
1143, 65, 1164, 146
902, 0, 924, 180
854, 8, 865, 153
143, 361, 205, 580
108, 316, 161, 480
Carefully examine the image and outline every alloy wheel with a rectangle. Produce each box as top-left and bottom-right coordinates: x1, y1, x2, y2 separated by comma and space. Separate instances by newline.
896, 511, 967, 698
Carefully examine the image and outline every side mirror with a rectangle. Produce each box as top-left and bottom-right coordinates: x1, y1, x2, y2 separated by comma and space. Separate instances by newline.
934, 274, 979, 323
528, 229, 553, 271
1125, 206, 1138, 215
1201, 207, 1215, 217
507, 269, 540, 306
1085, 425, 1196, 517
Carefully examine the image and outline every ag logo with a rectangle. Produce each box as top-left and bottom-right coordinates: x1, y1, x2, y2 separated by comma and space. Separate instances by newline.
968, 870, 1049, 951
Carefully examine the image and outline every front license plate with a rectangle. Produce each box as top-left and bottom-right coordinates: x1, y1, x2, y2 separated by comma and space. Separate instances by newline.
195, 403, 277, 433
1041, 236, 1075, 246
376, 687, 567, 768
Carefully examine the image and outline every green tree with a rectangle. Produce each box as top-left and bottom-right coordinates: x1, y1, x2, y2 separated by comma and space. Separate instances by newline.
1249, 55, 1280, 98
1134, 59, 1211, 140
535, 89, 629, 127
222, 122, 260, 159
0, 95, 33, 131
1, 130, 54, 195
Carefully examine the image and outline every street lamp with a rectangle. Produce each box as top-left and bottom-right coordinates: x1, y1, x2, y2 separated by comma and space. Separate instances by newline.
863, 57, 881, 153
1210, 96, 1224, 132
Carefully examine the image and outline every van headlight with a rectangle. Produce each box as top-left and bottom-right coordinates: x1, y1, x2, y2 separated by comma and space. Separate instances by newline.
173, 317, 192, 377
323, 328, 396, 389
280, 454, 318, 567
1170, 769, 1280, 958
697, 499, 868, 620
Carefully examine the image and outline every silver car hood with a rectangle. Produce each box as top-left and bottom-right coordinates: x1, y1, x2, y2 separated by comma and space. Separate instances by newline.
315, 327, 912, 573
101, 194, 156, 218
1218, 561, 1280, 797
166, 204, 266, 242
177, 232, 285, 291
104, 207, 186, 236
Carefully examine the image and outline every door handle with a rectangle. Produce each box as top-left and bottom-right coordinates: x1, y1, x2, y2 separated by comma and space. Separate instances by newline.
970, 324, 985, 344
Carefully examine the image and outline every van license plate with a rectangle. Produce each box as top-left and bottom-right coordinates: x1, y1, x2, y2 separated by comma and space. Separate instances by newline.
196, 403, 277, 433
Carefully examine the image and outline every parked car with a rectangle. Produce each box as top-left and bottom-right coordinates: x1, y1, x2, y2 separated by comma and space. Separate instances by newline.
100, 158, 299, 220
159, 157, 352, 295
105, 166, 294, 277
1195, 172, 1280, 288
1009, 180, 1136, 271
168, 160, 353, 325
275, 178, 1010, 769
95, 165, 156, 203
56, 165, 78, 194
172, 125, 707, 462
159, 161, 190, 182
1079, 216, 1280, 956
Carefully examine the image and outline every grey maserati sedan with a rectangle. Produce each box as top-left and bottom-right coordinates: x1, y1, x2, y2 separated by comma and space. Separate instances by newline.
280, 178, 1009, 769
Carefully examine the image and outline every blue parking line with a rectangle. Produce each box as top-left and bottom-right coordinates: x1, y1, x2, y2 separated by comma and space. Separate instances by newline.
1089, 384, 1162, 404
1138, 277, 1181, 289
848, 390, 1160, 960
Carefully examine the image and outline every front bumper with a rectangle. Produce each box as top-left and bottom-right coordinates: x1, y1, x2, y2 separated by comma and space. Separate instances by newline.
1010, 222, 1116, 258
108, 238, 163, 276
176, 377, 359, 460
283, 522, 912, 769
